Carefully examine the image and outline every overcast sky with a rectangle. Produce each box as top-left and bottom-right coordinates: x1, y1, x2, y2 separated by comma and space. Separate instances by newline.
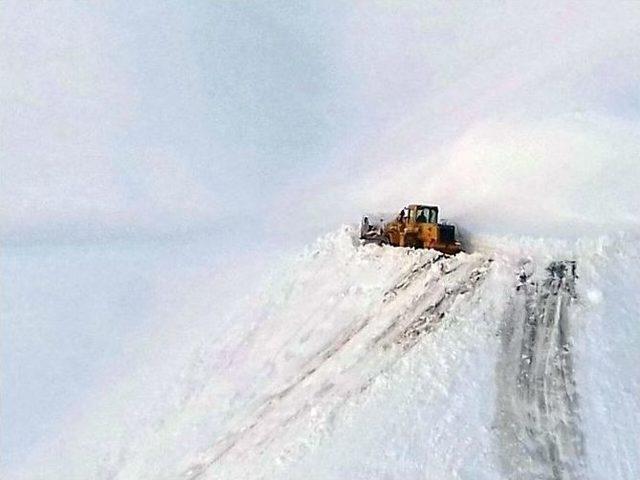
4, 1, 639, 246
2, 1, 640, 475
2, 1, 355, 245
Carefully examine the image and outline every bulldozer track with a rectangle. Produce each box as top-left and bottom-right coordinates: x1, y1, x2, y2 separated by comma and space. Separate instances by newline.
181, 253, 491, 480
496, 260, 585, 480
382, 253, 444, 303
396, 259, 491, 350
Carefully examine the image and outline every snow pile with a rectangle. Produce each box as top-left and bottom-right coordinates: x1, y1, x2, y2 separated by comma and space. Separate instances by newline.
10, 227, 640, 480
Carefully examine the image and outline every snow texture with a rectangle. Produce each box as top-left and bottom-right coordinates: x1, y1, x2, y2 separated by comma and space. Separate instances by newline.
9, 226, 639, 480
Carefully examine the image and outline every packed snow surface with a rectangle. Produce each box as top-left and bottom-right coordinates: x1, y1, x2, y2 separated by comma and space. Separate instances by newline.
13, 227, 640, 480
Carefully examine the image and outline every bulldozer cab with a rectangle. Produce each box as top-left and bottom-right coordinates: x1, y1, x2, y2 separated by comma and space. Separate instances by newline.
400, 205, 438, 224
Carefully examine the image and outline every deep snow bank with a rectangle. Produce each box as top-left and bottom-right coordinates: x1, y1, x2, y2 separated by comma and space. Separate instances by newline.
186, 228, 640, 480
11, 227, 640, 480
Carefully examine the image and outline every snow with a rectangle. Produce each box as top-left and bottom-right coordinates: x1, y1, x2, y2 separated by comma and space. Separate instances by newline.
8, 226, 639, 479
574, 238, 640, 479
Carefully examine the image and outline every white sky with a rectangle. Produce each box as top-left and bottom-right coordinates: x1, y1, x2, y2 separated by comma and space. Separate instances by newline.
2, 2, 640, 243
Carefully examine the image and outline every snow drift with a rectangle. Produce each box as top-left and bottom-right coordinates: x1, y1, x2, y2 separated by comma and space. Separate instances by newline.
303, 115, 640, 240
12, 226, 639, 480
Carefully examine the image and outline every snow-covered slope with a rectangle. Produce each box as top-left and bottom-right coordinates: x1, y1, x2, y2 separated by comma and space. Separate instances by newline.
12, 227, 640, 480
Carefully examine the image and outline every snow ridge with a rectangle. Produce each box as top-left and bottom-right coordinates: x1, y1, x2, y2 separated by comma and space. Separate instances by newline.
13, 227, 639, 480
152, 229, 639, 480
181, 232, 492, 479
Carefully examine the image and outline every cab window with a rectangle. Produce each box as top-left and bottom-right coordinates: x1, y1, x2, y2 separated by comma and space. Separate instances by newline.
416, 207, 438, 223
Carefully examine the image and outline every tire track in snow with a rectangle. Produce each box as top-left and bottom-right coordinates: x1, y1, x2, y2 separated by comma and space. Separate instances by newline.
496, 261, 585, 480
395, 259, 490, 350
181, 253, 491, 479
179, 253, 446, 480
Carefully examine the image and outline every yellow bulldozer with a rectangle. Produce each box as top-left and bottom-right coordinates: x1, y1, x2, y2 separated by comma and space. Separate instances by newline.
360, 204, 463, 255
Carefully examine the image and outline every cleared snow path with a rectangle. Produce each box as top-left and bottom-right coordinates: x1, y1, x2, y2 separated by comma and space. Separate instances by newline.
497, 260, 585, 480
181, 240, 492, 479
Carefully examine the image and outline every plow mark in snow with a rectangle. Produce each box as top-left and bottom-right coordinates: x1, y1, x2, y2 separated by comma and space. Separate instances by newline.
182, 253, 491, 479
397, 261, 490, 349
382, 253, 444, 303
497, 261, 585, 480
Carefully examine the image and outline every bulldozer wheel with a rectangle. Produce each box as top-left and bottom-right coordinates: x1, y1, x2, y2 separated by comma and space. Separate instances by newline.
405, 236, 421, 249
378, 234, 391, 246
